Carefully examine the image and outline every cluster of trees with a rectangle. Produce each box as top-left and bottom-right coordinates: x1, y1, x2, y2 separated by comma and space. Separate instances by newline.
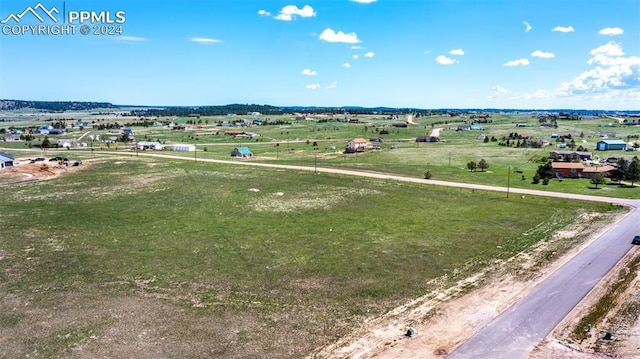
467, 159, 489, 172
614, 157, 640, 186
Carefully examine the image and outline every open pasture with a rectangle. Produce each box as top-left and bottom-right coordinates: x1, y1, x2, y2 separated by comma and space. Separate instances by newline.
0, 157, 619, 358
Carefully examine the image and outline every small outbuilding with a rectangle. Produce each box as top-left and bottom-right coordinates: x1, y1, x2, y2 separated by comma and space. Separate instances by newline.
172, 144, 196, 152
231, 146, 254, 158
0, 151, 15, 168
596, 140, 627, 151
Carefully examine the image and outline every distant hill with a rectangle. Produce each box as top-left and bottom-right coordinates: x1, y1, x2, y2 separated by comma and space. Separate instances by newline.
0, 100, 118, 112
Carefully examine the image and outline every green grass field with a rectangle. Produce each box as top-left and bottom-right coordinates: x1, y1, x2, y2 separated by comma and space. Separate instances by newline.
0, 156, 621, 358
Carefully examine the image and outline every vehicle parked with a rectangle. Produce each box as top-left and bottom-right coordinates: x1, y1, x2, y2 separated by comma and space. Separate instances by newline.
632, 236, 640, 245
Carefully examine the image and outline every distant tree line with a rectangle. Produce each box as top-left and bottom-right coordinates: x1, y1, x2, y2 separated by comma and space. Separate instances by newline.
0, 100, 116, 112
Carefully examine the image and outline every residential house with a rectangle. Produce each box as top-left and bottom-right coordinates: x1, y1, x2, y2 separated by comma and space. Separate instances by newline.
416, 136, 440, 143
582, 165, 619, 179
57, 139, 73, 149
551, 162, 584, 178
549, 150, 593, 162
392, 122, 408, 128
2, 135, 20, 142
135, 141, 164, 150
596, 140, 627, 151
457, 124, 471, 131
231, 146, 254, 158
345, 138, 373, 153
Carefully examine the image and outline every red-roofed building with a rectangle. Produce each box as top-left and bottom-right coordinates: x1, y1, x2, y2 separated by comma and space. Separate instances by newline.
551, 162, 584, 178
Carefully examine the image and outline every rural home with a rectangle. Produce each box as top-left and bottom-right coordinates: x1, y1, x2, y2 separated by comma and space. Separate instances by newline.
457, 124, 471, 131
2, 135, 20, 142
582, 165, 618, 179
57, 139, 73, 149
596, 140, 627, 151
392, 122, 408, 128
549, 150, 593, 162
135, 141, 164, 150
551, 162, 584, 178
345, 138, 373, 153
416, 136, 440, 143
231, 146, 253, 158
0, 151, 15, 168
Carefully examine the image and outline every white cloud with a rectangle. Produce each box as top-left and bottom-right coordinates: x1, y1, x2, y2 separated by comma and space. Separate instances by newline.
350, 46, 364, 49
189, 37, 222, 44
424, 50, 431, 54
523, 21, 532, 33
435, 55, 457, 65
493, 85, 509, 94
557, 42, 640, 102
257, 10, 271, 16
590, 41, 624, 57
306, 83, 320, 90
325, 81, 338, 89
552, 26, 574, 33
488, 85, 510, 102
504, 58, 530, 66
301, 68, 317, 76
531, 50, 555, 59
342, 62, 351, 68
449, 49, 464, 56
350, 0, 377, 3
319, 28, 361, 43
274, 5, 316, 21
113, 36, 147, 41
352, 54, 360, 59
364, 51, 375, 58
599, 27, 624, 36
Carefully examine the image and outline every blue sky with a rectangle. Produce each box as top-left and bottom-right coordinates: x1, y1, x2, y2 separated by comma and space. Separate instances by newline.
0, 0, 639, 109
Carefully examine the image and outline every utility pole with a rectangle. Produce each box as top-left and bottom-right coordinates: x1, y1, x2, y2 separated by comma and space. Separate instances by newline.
507, 166, 511, 198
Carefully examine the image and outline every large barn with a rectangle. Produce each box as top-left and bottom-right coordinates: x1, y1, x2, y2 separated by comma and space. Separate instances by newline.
596, 140, 627, 151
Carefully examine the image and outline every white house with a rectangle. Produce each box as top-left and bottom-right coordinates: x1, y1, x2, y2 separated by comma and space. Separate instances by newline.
135, 141, 164, 150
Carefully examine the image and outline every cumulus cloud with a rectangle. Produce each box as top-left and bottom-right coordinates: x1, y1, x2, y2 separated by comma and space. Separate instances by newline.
350, 46, 364, 49
274, 5, 316, 21
319, 28, 361, 43
350, 0, 377, 3
449, 49, 464, 56
435, 55, 457, 65
590, 41, 624, 57
306, 83, 320, 90
189, 37, 222, 44
552, 26, 575, 33
301, 68, 317, 76
531, 50, 555, 59
557, 42, 640, 101
325, 81, 338, 89
504, 58, 530, 66
352, 54, 360, 59
523, 21, 532, 33
342, 62, 351, 68
257, 10, 271, 16
599, 27, 624, 36
364, 51, 375, 58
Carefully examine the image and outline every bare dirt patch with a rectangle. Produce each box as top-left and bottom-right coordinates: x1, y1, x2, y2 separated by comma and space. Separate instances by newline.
309, 210, 629, 359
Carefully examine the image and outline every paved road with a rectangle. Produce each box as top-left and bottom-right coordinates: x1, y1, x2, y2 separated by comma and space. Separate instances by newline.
448, 201, 640, 359
12, 150, 639, 357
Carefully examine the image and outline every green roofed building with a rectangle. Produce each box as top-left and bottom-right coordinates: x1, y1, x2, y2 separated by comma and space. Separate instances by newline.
231, 146, 254, 158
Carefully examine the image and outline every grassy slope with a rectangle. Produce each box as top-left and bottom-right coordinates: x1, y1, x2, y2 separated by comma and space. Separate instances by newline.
0, 157, 619, 358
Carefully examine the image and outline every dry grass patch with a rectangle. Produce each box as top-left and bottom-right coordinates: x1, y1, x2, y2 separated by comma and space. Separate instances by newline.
251, 187, 380, 213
